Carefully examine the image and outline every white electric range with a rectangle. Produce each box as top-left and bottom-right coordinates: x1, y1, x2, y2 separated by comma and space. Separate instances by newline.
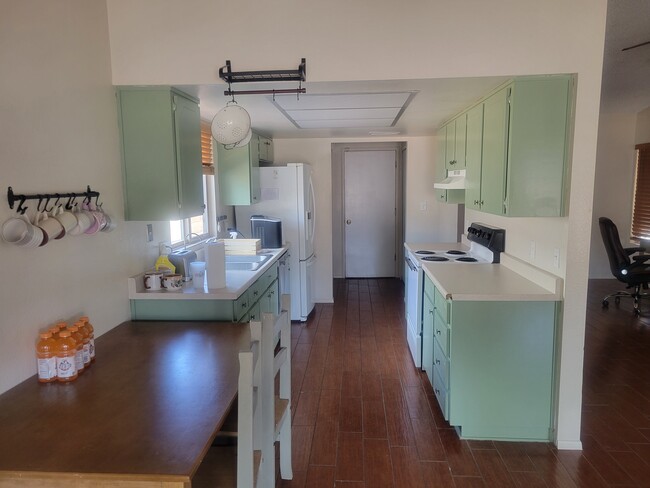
404, 223, 506, 368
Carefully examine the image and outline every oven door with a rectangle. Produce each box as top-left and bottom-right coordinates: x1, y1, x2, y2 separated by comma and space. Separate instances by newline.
405, 254, 422, 368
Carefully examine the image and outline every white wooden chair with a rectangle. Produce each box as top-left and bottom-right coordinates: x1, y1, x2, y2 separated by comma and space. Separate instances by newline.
258, 294, 293, 487
193, 322, 264, 488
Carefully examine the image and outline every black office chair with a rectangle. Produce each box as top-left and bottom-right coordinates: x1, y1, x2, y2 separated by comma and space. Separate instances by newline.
599, 217, 650, 316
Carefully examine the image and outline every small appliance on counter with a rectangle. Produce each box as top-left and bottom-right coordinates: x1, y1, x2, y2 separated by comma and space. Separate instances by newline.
168, 249, 197, 282
250, 215, 283, 249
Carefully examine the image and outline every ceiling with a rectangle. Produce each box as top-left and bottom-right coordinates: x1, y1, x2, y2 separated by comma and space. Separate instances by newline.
180, 1, 650, 139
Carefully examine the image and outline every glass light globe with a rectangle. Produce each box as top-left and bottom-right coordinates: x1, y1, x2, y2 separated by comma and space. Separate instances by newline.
211, 103, 251, 145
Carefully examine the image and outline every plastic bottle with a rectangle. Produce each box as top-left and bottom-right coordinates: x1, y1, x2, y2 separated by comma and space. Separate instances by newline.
80, 316, 95, 362
56, 331, 78, 383
67, 325, 85, 375
36, 332, 57, 383
76, 320, 91, 368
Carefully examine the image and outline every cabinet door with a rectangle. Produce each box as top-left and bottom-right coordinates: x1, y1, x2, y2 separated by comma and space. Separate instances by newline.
173, 94, 204, 219
435, 128, 448, 203
444, 122, 456, 169
119, 90, 179, 221
480, 86, 510, 215
217, 134, 260, 205
422, 292, 435, 384
505, 78, 570, 217
259, 136, 273, 163
452, 114, 466, 169
465, 104, 484, 210
260, 279, 279, 316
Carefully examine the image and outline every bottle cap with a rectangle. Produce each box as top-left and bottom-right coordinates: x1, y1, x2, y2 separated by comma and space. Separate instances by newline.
48, 327, 59, 335
68, 325, 78, 333
80, 316, 89, 323
56, 321, 67, 328
59, 331, 71, 338
39, 332, 52, 339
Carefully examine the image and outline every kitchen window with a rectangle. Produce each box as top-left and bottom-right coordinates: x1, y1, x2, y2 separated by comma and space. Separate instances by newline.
631, 143, 650, 241
170, 120, 214, 247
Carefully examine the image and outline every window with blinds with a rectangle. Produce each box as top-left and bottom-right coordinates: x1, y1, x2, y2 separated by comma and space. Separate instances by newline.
631, 143, 650, 240
201, 120, 214, 175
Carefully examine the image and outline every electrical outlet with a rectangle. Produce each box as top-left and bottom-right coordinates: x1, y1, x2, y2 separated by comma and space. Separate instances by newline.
553, 248, 560, 268
159, 241, 170, 255
146, 224, 154, 242
529, 241, 536, 259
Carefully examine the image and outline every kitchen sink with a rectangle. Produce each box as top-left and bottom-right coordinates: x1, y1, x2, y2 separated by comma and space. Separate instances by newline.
224, 254, 272, 271
225, 254, 271, 264
225, 262, 262, 271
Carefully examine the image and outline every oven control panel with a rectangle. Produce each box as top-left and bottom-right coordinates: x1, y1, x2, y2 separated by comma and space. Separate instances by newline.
467, 223, 506, 253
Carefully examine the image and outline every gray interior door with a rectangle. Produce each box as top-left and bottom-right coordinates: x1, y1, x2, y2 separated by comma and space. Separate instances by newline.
344, 150, 397, 277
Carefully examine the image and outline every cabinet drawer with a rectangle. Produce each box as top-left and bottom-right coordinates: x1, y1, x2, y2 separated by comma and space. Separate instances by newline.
247, 301, 261, 322
433, 368, 449, 421
433, 338, 450, 390
434, 286, 449, 323
434, 310, 450, 355
234, 289, 250, 320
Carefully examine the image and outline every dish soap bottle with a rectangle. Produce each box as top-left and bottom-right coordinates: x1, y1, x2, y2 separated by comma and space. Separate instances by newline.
155, 244, 176, 274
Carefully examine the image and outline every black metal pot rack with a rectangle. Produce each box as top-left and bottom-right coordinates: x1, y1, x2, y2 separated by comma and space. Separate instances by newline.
7, 186, 100, 215
219, 59, 307, 97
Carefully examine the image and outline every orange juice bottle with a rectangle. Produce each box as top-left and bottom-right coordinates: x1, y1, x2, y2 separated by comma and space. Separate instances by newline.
68, 325, 85, 375
76, 320, 91, 368
36, 332, 57, 383
56, 331, 78, 382
80, 316, 95, 362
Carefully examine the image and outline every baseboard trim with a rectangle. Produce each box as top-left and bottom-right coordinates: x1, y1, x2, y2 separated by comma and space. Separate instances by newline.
555, 440, 583, 450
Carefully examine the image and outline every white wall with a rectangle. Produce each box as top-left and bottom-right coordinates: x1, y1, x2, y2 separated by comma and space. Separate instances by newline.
0, 0, 167, 394
637, 107, 650, 144
104, 0, 607, 448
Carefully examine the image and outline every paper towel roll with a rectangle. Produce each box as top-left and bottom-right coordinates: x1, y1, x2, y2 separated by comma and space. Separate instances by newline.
206, 241, 226, 289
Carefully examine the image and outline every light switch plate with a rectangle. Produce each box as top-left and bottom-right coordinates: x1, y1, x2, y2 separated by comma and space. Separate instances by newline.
146, 224, 154, 242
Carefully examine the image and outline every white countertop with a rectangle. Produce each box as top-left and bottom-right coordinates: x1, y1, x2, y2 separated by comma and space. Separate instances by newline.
128, 247, 288, 300
405, 242, 562, 302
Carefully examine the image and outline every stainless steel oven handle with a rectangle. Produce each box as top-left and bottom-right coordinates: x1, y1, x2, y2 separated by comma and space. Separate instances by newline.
405, 256, 417, 272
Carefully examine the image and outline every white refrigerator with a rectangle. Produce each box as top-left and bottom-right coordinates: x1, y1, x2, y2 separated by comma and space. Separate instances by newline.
235, 163, 316, 321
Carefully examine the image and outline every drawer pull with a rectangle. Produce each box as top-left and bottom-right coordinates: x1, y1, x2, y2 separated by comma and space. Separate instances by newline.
429, 309, 434, 315
434, 388, 440, 395
435, 359, 440, 365
435, 329, 441, 335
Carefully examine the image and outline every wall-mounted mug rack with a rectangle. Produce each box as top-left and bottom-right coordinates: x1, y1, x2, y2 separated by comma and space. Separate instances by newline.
7, 186, 101, 215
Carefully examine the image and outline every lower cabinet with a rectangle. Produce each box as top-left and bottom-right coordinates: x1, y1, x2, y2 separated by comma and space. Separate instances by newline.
130, 263, 279, 321
424, 275, 557, 441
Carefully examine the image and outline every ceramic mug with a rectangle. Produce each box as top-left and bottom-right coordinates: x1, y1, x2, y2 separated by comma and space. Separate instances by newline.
38, 209, 65, 240
143, 271, 163, 291
2, 214, 35, 246
32, 211, 50, 247
69, 207, 93, 235
162, 273, 183, 292
53, 206, 78, 234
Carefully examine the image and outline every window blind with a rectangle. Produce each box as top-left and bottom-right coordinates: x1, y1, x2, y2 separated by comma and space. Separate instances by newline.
631, 143, 650, 240
201, 120, 214, 175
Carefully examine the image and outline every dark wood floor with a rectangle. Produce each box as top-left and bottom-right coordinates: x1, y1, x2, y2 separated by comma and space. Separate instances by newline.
277, 278, 650, 488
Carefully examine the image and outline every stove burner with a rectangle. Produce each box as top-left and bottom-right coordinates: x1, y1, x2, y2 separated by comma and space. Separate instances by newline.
456, 257, 478, 262
415, 250, 436, 255
421, 256, 449, 262
446, 250, 467, 255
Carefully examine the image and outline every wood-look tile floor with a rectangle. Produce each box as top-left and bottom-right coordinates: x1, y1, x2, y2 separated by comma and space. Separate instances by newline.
277, 278, 650, 487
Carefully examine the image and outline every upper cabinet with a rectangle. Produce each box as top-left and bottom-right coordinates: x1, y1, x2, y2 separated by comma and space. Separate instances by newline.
435, 127, 464, 204
258, 135, 274, 164
438, 75, 573, 217
444, 115, 467, 170
117, 87, 204, 221
217, 132, 261, 205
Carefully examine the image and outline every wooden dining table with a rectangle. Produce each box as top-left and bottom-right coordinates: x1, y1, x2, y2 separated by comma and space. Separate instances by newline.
0, 320, 249, 488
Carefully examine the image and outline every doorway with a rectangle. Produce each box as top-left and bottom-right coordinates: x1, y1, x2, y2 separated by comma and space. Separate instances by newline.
331, 142, 405, 279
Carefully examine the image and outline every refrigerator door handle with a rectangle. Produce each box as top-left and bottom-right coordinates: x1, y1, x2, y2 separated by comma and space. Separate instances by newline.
308, 175, 316, 243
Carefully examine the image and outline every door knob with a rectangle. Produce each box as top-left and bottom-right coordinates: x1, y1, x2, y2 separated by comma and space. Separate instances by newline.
346, 219, 352, 225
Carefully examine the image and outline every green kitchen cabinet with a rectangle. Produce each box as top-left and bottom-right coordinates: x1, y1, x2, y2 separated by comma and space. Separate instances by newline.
259, 279, 279, 316
464, 103, 484, 211
422, 287, 435, 383
465, 76, 572, 216
435, 127, 465, 204
258, 135, 274, 163
425, 275, 557, 441
217, 132, 261, 205
445, 115, 467, 170
117, 87, 204, 221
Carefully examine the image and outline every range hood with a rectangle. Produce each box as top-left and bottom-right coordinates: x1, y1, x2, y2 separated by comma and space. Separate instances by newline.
434, 169, 466, 190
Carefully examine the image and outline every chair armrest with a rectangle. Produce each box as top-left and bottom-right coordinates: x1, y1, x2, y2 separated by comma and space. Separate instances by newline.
624, 246, 645, 256
632, 255, 650, 263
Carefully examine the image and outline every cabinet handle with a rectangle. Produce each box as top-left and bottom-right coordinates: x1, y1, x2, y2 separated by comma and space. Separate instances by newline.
435, 388, 440, 395
435, 359, 440, 365
450, 160, 456, 165
474, 200, 479, 205
436, 329, 441, 335
253, 291, 258, 296
429, 309, 434, 315
242, 302, 247, 308
480, 200, 484, 206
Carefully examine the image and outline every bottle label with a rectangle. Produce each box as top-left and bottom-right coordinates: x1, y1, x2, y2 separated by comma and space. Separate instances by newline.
82, 344, 90, 365
57, 356, 76, 378
75, 350, 85, 372
89, 338, 95, 359
37, 357, 57, 380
